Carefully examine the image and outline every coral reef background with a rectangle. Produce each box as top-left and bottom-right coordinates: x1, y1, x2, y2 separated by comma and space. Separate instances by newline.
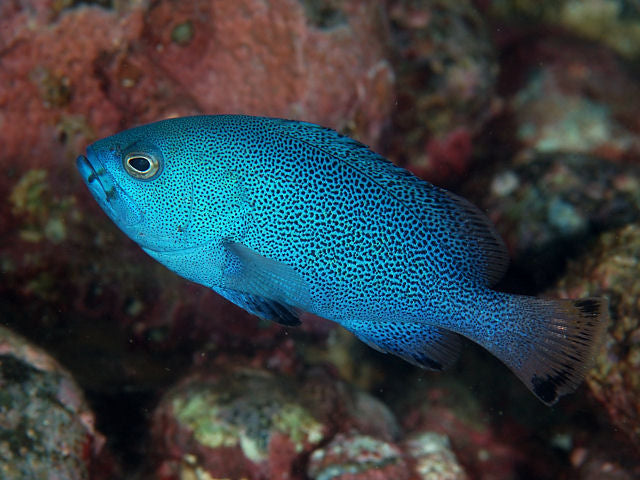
1, 1, 640, 478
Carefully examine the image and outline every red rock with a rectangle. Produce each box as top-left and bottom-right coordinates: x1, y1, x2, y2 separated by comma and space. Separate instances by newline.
421, 127, 474, 180
138, 0, 394, 146
0, 0, 393, 173
394, 374, 533, 480
571, 448, 639, 480
0, 5, 141, 166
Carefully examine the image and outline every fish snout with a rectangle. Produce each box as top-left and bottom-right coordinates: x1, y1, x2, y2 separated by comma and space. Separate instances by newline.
76, 152, 143, 227
76, 155, 95, 182
76, 154, 111, 204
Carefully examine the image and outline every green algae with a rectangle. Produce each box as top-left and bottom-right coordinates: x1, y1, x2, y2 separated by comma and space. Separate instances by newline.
172, 371, 325, 463
173, 392, 237, 450
405, 432, 466, 480
9, 170, 73, 245
171, 21, 194, 46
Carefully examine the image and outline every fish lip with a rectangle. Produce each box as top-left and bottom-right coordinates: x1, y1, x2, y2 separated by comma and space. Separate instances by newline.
76, 150, 116, 218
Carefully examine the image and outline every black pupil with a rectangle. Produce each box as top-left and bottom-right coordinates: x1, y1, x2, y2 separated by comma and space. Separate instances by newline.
129, 156, 151, 172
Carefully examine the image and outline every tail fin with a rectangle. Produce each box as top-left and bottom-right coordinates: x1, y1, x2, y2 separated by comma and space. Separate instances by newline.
503, 297, 608, 405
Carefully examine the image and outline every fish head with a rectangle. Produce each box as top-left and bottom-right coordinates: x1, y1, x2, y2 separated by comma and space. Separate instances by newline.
76, 120, 204, 253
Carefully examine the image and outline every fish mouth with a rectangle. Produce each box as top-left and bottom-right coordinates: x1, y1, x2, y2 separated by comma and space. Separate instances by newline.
76, 153, 116, 217
76, 149, 142, 226
77, 154, 109, 199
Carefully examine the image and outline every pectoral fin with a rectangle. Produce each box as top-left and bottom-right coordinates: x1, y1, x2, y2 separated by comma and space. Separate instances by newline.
214, 287, 302, 326
218, 240, 312, 324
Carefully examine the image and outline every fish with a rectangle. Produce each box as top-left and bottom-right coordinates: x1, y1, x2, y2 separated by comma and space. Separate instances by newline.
76, 115, 607, 405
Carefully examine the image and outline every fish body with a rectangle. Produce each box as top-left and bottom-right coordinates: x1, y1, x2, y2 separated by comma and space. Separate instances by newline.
77, 115, 607, 404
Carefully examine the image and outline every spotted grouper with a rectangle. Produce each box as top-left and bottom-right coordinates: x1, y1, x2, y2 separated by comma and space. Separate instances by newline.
76, 115, 607, 405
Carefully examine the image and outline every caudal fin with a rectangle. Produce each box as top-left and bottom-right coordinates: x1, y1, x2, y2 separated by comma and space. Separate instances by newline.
500, 297, 608, 405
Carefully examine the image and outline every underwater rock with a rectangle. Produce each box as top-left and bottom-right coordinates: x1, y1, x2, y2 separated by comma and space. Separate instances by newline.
552, 224, 640, 449
499, 36, 640, 162
149, 365, 400, 480
306, 430, 467, 479
307, 433, 411, 480
463, 152, 640, 289
404, 431, 467, 480
0, 164, 263, 386
395, 375, 525, 480
139, 0, 394, 148
484, 0, 640, 61
386, 0, 499, 183
0, 324, 111, 479
570, 446, 639, 480
0, 3, 141, 166
387, 352, 640, 479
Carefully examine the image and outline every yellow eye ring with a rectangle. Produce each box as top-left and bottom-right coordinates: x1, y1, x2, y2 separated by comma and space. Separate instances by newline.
124, 152, 160, 180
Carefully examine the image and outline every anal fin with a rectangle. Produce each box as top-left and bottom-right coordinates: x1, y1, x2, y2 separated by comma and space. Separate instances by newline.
214, 241, 311, 326
347, 320, 462, 371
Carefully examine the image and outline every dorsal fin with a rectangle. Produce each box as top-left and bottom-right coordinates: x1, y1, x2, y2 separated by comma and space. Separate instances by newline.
437, 189, 509, 285
270, 119, 509, 286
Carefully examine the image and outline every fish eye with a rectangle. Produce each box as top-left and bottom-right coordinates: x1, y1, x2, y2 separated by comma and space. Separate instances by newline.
124, 152, 160, 180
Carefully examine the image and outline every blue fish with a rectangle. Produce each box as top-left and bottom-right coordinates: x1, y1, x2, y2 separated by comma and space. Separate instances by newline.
77, 115, 607, 404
